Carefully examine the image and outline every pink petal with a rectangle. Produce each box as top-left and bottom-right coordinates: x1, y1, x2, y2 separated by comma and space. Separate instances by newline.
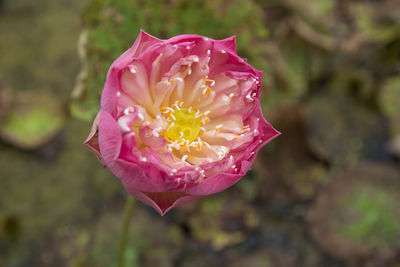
139, 125, 167, 150
254, 103, 281, 144
101, 30, 161, 114
133, 30, 162, 57
84, 112, 102, 162
185, 172, 242, 196
98, 111, 122, 164
111, 158, 163, 192
127, 190, 199, 215
215, 36, 236, 54
120, 62, 154, 113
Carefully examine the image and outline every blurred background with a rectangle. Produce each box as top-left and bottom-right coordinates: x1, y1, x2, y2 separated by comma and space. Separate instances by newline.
1, 0, 400, 266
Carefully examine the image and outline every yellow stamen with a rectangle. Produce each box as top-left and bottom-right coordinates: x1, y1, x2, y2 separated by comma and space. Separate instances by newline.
201, 117, 209, 125
215, 125, 223, 134
203, 78, 215, 86
202, 86, 212, 96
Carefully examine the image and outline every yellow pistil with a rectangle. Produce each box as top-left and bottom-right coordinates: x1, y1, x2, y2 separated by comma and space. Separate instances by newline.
165, 108, 201, 142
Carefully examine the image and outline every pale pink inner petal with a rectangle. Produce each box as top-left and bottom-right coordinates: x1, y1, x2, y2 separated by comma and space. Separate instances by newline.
120, 61, 154, 116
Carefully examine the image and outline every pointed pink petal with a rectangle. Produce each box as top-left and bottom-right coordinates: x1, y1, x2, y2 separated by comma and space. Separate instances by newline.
254, 103, 281, 144
215, 36, 236, 54
84, 112, 102, 162
133, 30, 162, 56
167, 34, 204, 44
126, 190, 199, 215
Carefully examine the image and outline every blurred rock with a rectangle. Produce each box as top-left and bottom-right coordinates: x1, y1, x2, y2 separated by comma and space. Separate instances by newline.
175, 192, 260, 251
379, 77, 400, 136
0, 80, 12, 122
388, 135, 400, 159
305, 93, 390, 166
0, 214, 21, 240
328, 67, 374, 106
174, 240, 224, 267
227, 248, 273, 267
307, 162, 400, 264
0, 91, 65, 150
256, 103, 329, 203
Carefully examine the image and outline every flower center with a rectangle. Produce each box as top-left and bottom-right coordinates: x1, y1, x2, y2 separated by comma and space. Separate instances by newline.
166, 108, 201, 142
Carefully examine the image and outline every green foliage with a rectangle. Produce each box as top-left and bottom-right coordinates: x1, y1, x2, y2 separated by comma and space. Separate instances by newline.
71, 0, 269, 121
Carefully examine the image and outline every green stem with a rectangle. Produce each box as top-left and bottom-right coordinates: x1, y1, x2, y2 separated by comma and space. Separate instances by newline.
117, 196, 136, 267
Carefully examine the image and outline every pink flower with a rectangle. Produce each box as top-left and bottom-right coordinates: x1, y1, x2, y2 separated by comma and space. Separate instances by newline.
85, 31, 280, 215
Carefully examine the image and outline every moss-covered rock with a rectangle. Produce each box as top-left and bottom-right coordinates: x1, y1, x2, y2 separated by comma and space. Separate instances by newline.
307, 163, 400, 263
175, 192, 260, 251
0, 91, 65, 150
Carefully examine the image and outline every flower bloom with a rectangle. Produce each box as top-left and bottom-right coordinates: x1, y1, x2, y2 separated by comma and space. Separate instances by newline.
85, 31, 280, 215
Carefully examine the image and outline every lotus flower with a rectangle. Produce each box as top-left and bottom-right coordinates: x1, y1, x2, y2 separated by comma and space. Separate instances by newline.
85, 31, 280, 215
